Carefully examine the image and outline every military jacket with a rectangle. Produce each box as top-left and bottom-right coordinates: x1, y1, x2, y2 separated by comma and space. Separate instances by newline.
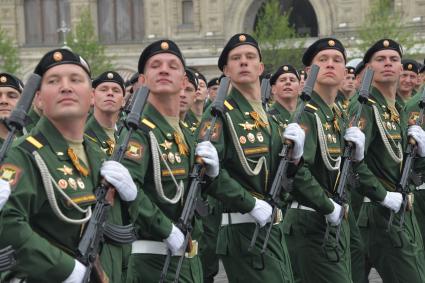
183, 109, 200, 135
24, 108, 41, 134
0, 117, 125, 282
335, 91, 351, 116
349, 87, 420, 201
85, 115, 116, 156
120, 103, 203, 241
291, 91, 346, 214
200, 88, 294, 213
268, 102, 292, 130
405, 90, 425, 170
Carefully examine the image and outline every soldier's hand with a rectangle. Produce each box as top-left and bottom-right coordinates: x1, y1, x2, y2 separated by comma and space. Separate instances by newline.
195, 141, 219, 178
408, 125, 425, 157
63, 260, 86, 283
164, 224, 185, 255
0, 179, 11, 211
249, 198, 272, 227
380, 192, 402, 213
344, 126, 365, 161
283, 123, 305, 161
100, 160, 137, 201
325, 199, 342, 226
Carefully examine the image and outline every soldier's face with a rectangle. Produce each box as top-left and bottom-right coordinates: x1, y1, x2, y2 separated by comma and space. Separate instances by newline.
368, 50, 402, 84
38, 64, 92, 122
0, 86, 20, 119
195, 79, 208, 102
94, 82, 124, 114
140, 53, 185, 95
310, 49, 346, 87
271, 73, 300, 100
180, 81, 196, 113
224, 45, 264, 84
208, 85, 219, 101
340, 73, 356, 93
398, 70, 417, 93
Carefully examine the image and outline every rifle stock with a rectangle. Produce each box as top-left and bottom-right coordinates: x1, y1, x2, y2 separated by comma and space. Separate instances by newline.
261, 78, 271, 111
78, 86, 150, 283
248, 65, 320, 254
159, 77, 230, 283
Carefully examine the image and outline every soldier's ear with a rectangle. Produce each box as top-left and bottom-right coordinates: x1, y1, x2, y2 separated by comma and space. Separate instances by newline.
223, 65, 230, 77
35, 91, 43, 110
90, 88, 94, 107
258, 62, 264, 76
305, 66, 311, 76
138, 74, 146, 86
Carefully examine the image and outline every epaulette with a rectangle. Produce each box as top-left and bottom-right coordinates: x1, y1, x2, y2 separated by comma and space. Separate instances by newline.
224, 98, 237, 112
20, 133, 47, 153
84, 129, 98, 144
268, 108, 279, 116
367, 98, 376, 105
140, 118, 156, 134
305, 102, 319, 113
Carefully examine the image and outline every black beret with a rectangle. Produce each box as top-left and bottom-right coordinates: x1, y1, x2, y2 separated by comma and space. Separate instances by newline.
125, 72, 139, 87
270, 65, 300, 85
34, 48, 91, 77
355, 61, 365, 76
138, 39, 185, 74
401, 59, 420, 74
207, 77, 220, 88
0, 72, 23, 93
194, 71, 207, 85
346, 66, 356, 76
92, 71, 125, 95
363, 39, 403, 63
420, 64, 425, 74
185, 68, 198, 90
218, 33, 262, 71
302, 38, 346, 66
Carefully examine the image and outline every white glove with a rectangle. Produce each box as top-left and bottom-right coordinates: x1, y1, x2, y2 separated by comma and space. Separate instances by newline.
100, 160, 137, 201
0, 179, 11, 211
408, 125, 425, 157
283, 123, 305, 160
380, 192, 402, 213
195, 141, 219, 178
248, 198, 272, 227
344, 127, 365, 161
63, 260, 86, 283
164, 224, 185, 255
325, 199, 343, 226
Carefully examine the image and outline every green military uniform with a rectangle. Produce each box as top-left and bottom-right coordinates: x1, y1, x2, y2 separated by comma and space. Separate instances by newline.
283, 91, 352, 283
350, 86, 425, 283
85, 115, 116, 156
268, 101, 292, 128
24, 107, 41, 134
404, 90, 425, 252
122, 103, 203, 283
0, 117, 125, 282
183, 109, 201, 135
201, 88, 294, 282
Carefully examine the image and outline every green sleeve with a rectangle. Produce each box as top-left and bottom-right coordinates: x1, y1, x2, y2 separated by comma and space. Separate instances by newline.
292, 113, 334, 215
0, 150, 74, 281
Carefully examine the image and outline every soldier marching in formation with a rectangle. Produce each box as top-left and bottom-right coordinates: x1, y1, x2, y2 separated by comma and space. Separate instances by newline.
0, 24, 423, 283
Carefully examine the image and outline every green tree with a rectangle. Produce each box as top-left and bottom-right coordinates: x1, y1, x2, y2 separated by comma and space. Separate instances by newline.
67, 10, 113, 77
357, 0, 416, 52
0, 26, 20, 73
252, 0, 305, 73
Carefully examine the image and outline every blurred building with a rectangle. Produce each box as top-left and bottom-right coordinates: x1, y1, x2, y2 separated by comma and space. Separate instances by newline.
0, 0, 424, 80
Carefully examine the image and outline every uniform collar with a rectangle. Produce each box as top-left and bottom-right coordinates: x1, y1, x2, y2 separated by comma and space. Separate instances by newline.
143, 103, 181, 141
85, 115, 111, 148
310, 91, 335, 121
270, 101, 291, 119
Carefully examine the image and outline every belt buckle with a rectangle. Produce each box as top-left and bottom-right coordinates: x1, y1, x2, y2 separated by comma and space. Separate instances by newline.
185, 240, 198, 258
273, 209, 283, 225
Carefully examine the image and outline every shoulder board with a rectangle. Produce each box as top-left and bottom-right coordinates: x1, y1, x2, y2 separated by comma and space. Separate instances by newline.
268, 108, 279, 115
305, 103, 318, 113
367, 98, 376, 105
141, 118, 156, 129
223, 98, 238, 112
84, 130, 97, 143
20, 134, 46, 153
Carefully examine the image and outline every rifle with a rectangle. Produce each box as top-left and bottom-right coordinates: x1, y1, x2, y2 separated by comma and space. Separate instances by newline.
261, 78, 271, 111
77, 86, 150, 283
159, 77, 230, 283
0, 73, 41, 271
248, 64, 320, 254
387, 86, 425, 231
322, 68, 374, 255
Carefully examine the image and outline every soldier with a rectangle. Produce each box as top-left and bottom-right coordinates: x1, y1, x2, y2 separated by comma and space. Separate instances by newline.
283, 38, 365, 283
121, 39, 219, 283
0, 48, 137, 282
397, 59, 420, 104
354, 60, 366, 91
85, 71, 125, 156
205, 77, 220, 109
337, 66, 356, 113
0, 73, 23, 142
191, 71, 208, 121
180, 68, 199, 134
351, 39, 425, 283
298, 69, 307, 94
200, 33, 304, 282
268, 64, 300, 127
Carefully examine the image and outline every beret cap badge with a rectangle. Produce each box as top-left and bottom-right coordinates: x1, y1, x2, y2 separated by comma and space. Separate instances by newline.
107, 72, 114, 79
283, 66, 289, 71
239, 35, 246, 42
328, 40, 335, 47
53, 51, 63, 62
383, 40, 390, 47
407, 64, 413, 70
160, 41, 169, 50
0, 76, 6, 83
